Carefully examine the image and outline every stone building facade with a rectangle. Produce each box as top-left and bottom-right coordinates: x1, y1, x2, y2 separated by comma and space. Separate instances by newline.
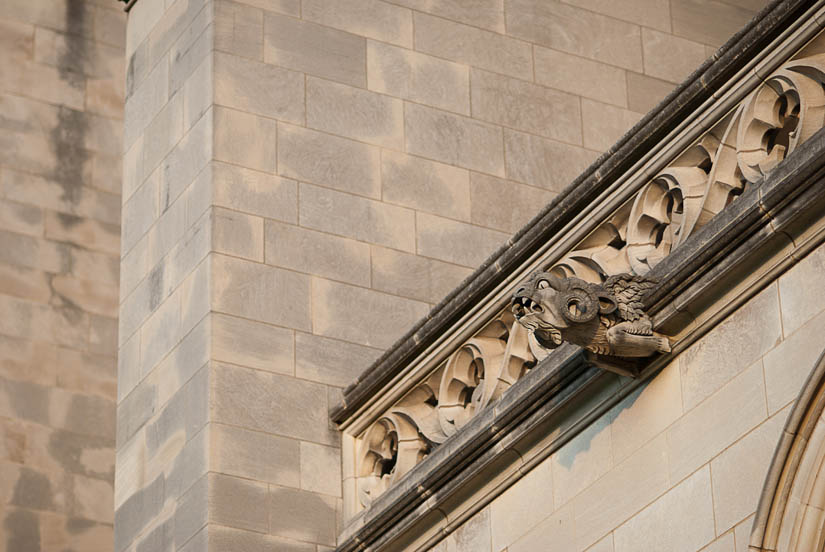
9, 1, 825, 552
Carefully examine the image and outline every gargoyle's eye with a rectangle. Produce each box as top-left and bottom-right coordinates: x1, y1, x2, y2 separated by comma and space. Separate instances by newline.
537, 279, 550, 290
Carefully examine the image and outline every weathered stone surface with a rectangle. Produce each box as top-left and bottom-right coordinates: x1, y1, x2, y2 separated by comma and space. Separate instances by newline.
642, 28, 707, 84
371, 246, 472, 304
299, 183, 416, 252
613, 466, 715, 552
209, 472, 269, 533
212, 207, 264, 262
212, 313, 294, 374
211, 423, 300, 487
471, 69, 582, 144
265, 220, 371, 287
551, 414, 613, 510
416, 212, 509, 267
504, 130, 598, 192
278, 123, 381, 199
778, 243, 825, 336
306, 77, 404, 150
562, 0, 671, 32
505, 0, 643, 71
209, 524, 316, 552
213, 161, 297, 223
312, 279, 430, 349
215, 1, 263, 60
491, 460, 553, 551
534, 46, 628, 107
212, 254, 311, 331
406, 102, 504, 176
213, 106, 277, 174
303, 0, 413, 48
469, 172, 555, 233
414, 12, 533, 81
671, 0, 756, 47
581, 99, 643, 152
295, 332, 382, 388
626, 72, 675, 113
300, 441, 341, 497
368, 41, 469, 115
509, 502, 575, 552
269, 486, 338, 546
214, 51, 304, 123
264, 12, 366, 87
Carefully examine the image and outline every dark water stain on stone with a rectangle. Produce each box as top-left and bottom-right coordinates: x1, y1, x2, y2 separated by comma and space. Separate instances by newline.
148, 264, 165, 311
50, 0, 90, 207
11, 468, 55, 511
4, 378, 51, 427
66, 516, 96, 534
48, 429, 114, 480
4, 509, 40, 552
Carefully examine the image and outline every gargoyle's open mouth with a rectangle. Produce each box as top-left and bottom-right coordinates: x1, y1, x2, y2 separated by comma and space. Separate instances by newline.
511, 294, 543, 319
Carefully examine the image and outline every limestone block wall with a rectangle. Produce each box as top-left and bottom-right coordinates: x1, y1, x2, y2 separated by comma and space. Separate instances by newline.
0, 1, 125, 551
116, 0, 773, 551
432, 238, 825, 552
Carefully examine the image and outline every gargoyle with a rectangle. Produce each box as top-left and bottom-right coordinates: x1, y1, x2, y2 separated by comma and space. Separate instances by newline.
511, 272, 671, 358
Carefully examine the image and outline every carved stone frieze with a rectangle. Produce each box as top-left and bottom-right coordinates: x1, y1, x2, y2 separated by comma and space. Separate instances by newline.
351, 49, 825, 510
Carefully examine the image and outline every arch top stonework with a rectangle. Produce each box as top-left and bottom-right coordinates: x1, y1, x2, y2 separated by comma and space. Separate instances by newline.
751, 346, 825, 552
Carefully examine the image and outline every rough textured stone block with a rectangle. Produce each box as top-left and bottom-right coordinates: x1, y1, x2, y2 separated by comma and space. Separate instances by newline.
551, 414, 613, 510
303, 0, 413, 48
505, 0, 643, 71
371, 246, 472, 304
183, 52, 213, 131
213, 161, 297, 223
264, 12, 366, 87
368, 41, 469, 115
469, 172, 555, 233
680, 284, 781, 410
312, 279, 429, 349
212, 207, 264, 261
471, 69, 582, 144
295, 332, 382, 388
394, 0, 503, 31
405, 102, 504, 176
0, 199, 43, 237
491, 460, 553, 551
642, 28, 707, 83
122, 170, 160, 255
209, 473, 269, 533
581, 99, 642, 152
534, 46, 628, 107
671, 0, 756, 46
278, 123, 381, 199
161, 108, 212, 209
143, 88, 184, 178
710, 410, 786, 534
416, 212, 508, 267
215, 0, 263, 60
269, 486, 338, 545
212, 312, 294, 374
382, 150, 470, 221
613, 466, 715, 552
212, 254, 311, 331
562, 0, 670, 32
626, 71, 675, 113
213, 106, 277, 174
667, 360, 767, 483
214, 51, 304, 123
299, 183, 416, 252
209, 525, 316, 552
211, 362, 335, 445
300, 441, 341, 497
307, 77, 404, 150
123, 54, 168, 149
139, 291, 181, 378
413, 12, 532, 81
264, 220, 371, 287
504, 129, 598, 192
211, 423, 300, 487
45, 211, 120, 256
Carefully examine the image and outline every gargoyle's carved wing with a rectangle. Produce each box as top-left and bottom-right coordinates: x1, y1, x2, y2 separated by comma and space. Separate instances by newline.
601, 274, 657, 322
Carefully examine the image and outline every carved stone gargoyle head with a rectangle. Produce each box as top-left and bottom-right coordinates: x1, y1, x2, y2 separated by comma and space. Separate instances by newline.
511, 272, 671, 358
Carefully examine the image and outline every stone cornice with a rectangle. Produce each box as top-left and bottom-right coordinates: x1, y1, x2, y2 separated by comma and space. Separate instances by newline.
330, 0, 822, 426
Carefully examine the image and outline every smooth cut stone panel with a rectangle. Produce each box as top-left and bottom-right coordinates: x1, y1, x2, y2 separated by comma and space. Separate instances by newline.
303, 0, 413, 48
306, 77, 404, 150
213, 162, 298, 223
264, 220, 371, 287
416, 212, 509, 268
471, 69, 582, 144
371, 246, 472, 304
382, 150, 471, 221
509, 503, 575, 552
208, 473, 268, 533
491, 461, 553, 551
469, 173, 555, 234
278, 123, 381, 199
559, 0, 671, 32
210, 423, 300, 487
667, 360, 768, 483
367, 41, 469, 115
671, 0, 757, 47
215, 1, 263, 61
212, 208, 264, 262
212, 254, 311, 331
213, 107, 277, 174
641, 28, 707, 84
626, 72, 675, 113
534, 46, 628, 108
212, 362, 336, 445
613, 466, 715, 552
264, 12, 366, 88
504, 130, 598, 192
581, 99, 643, 152
295, 332, 382, 388
680, 283, 781, 410
392, 0, 505, 32
406, 102, 504, 177
505, 0, 643, 71
269, 486, 338, 546
312, 279, 430, 349
214, 51, 304, 123
212, 313, 294, 375
299, 441, 341, 497
299, 183, 416, 252
778, 242, 825, 336
209, 525, 315, 552
413, 12, 533, 81
551, 414, 613, 510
